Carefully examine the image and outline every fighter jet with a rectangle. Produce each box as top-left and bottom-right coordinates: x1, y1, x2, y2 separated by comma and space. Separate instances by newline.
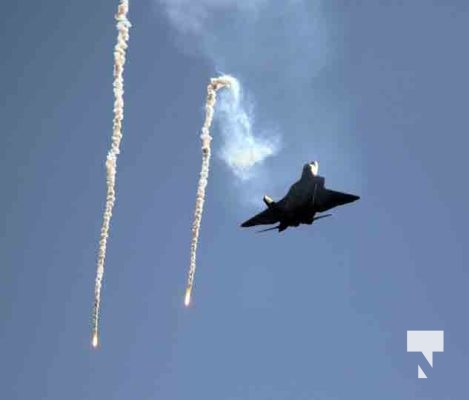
240, 161, 359, 232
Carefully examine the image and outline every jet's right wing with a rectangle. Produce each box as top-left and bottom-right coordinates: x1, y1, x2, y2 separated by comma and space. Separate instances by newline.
316, 189, 360, 212
240, 208, 280, 228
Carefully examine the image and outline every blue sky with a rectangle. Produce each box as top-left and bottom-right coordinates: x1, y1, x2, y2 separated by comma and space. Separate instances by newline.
1, 1, 468, 399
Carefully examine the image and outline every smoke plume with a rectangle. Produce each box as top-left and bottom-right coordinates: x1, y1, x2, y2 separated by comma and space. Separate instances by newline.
185, 75, 234, 306
215, 77, 280, 180
158, 0, 267, 35
156, 0, 328, 182
92, 0, 131, 348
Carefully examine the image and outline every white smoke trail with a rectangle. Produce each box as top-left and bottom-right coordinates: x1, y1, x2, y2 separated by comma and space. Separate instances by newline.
157, 0, 267, 35
92, 0, 131, 348
215, 78, 279, 180
184, 75, 235, 307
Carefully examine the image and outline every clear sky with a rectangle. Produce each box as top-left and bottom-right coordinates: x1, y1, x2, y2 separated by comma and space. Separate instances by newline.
1, 1, 468, 399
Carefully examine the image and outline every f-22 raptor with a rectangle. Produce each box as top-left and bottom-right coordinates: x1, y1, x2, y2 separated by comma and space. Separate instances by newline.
241, 162, 359, 232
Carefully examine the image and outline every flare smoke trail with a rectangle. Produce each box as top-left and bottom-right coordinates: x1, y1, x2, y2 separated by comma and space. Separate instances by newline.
184, 75, 235, 307
92, 0, 131, 348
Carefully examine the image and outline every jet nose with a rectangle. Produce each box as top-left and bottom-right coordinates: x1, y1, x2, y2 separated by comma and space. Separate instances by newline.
309, 161, 319, 175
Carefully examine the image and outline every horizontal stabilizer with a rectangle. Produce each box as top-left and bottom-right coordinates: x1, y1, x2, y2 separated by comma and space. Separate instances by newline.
313, 213, 332, 222
241, 207, 280, 228
256, 225, 281, 233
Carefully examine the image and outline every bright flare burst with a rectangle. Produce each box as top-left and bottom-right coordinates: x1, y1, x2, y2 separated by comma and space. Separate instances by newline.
92, 0, 131, 348
184, 286, 192, 307
184, 75, 235, 306
92, 333, 99, 348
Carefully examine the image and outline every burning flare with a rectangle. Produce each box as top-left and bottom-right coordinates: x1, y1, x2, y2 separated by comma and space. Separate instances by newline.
92, 0, 131, 348
184, 286, 192, 307
92, 333, 99, 348
184, 75, 235, 306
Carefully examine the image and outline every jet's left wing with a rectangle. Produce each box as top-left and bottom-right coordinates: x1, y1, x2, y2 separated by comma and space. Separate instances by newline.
240, 208, 280, 228
316, 189, 359, 212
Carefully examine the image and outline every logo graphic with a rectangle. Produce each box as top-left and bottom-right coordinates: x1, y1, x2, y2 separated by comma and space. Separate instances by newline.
407, 330, 444, 378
